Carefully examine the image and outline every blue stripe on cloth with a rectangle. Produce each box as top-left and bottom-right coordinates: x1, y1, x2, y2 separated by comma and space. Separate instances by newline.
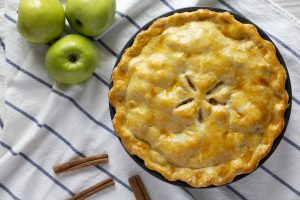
5, 100, 132, 192
226, 185, 248, 200
261, 166, 300, 196
92, 73, 110, 87
5, 101, 41, 127
4, 14, 16, 24
6, 58, 53, 88
217, 0, 244, 16
4, 100, 84, 156
49, 89, 116, 136
292, 96, 300, 105
0, 118, 3, 128
160, 0, 175, 10
180, 187, 197, 200
94, 165, 132, 191
97, 39, 118, 58
0, 141, 75, 196
0, 38, 5, 50
283, 136, 300, 151
268, 33, 300, 61
0, 183, 21, 200
5, 58, 116, 136
45, 127, 131, 191
116, 11, 141, 29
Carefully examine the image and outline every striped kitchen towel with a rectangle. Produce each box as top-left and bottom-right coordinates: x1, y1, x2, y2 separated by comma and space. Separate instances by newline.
0, 0, 300, 200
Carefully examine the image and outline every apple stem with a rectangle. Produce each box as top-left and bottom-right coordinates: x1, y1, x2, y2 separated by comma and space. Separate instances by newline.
68, 54, 78, 63
76, 19, 83, 27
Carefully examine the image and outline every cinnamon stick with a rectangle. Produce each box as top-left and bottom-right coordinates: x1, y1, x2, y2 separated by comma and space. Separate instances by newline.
68, 178, 115, 200
128, 175, 151, 200
53, 154, 108, 173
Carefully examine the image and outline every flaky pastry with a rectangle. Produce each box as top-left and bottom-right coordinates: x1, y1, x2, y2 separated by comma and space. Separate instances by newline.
109, 9, 288, 187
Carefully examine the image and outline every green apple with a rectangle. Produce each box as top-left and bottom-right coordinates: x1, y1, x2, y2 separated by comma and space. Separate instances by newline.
66, 0, 116, 37
17, 0, 65, 43
45, 34, 99, 84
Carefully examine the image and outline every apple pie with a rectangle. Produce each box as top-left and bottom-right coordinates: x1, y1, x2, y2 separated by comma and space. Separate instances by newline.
109, 9, 288, 187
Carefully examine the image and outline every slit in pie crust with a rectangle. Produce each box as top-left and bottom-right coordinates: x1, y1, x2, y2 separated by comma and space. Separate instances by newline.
109, 9, 288, 187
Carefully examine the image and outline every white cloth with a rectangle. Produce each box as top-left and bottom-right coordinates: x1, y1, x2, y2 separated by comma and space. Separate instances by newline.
0, 0, 300, 200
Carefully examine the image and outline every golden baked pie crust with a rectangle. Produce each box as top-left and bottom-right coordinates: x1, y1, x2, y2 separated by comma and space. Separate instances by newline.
109, 9, 288, 187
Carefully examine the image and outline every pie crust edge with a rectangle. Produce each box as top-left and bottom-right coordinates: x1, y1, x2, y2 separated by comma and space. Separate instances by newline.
109, 9, 288, 187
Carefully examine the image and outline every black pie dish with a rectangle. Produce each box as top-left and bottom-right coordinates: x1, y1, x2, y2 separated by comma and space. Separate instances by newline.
108, 7, 292, 188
